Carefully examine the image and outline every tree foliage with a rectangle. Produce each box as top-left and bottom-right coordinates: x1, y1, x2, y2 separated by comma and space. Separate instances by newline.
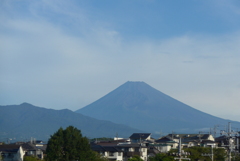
46, 126, 106, 161
149, 153, 174, 161
232, 153, 240, 161
152, 146, 228, 161
169, 146, 227, 161
184, 146, 210, 161
213, 148, 227, 161
186, 146, 227, 161
128, 155, 144, 161
23, 156, 42, 161
89, 137, 114, 142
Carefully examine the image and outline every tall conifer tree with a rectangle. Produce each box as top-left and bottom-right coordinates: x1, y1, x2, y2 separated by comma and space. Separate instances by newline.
46, 126, 105, 161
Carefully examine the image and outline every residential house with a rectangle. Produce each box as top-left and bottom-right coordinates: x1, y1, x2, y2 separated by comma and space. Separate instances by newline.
91, 144, 123, 161
167, 134, 214, 141
92, 140, 148, 161
15, 142, 44, 160
22, 143, 44, 159
201, 140, 218, 148
215, 135, 240, 152
0, 145, 24, 161
129, 133, 152, 143
166, 134, 215, 147
154, 136, 177, 152
118, 143, 148, 161
147, 145, 161, 158
152, 133, 216, 153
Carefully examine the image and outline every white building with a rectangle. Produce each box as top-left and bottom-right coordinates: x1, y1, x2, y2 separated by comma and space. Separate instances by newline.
0, 145, 24, 161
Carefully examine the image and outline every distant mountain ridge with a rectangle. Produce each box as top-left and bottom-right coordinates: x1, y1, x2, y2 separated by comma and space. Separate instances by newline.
76, 81, 240, 134
0, 103, 143, 142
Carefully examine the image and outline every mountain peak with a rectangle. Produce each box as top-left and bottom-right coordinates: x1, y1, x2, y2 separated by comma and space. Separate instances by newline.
122, 81, 148, 86
76, 81, 239, 134
125, 81, 145, 84
116, 81, 157, 94
20, 102, 34, 106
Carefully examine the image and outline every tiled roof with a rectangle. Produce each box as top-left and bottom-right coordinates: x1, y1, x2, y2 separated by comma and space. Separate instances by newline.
215, 135, 227, 141
36, 144, 47, 151
21, 143, 38, 151
91, 142, 147, 153
91, 145, 122, 152
155, 137, 176, 143
0, 145, 21, 153
102, 146, 122, 152
167, 134, 211, 140
91, 145, 105, 152
117, 143, 147, 148
129, 133, 151, 140
201, 140, 216, 143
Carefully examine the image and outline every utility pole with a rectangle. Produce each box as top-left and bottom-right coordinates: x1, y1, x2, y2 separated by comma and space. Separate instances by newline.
174, 138, 191, 161
220, 122, 239, 161
202, 145, 214, 161
237, 132, 240, 152
213, 125, 219, 138
139, 134, 141, 144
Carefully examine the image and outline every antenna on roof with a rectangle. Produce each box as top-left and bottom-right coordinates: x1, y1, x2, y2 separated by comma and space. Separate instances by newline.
116, 133, 118, 142
159, 130, 163, 138
171, 131, 175, 139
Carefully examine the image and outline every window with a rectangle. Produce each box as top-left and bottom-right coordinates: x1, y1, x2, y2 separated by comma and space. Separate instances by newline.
109, 152, 114, 156
135, 148, 139, 152
8, 153, 14, 158
118, 152, 121, 156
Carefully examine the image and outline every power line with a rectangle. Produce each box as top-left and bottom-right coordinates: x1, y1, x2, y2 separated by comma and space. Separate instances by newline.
220, 122, 239, 161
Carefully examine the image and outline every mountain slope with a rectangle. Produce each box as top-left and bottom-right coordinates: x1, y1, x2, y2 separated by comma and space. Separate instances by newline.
76, 81, 240, 134
0, 103, 143, 142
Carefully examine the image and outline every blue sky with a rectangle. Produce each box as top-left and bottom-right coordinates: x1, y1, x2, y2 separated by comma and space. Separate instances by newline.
1, 0, 240, 121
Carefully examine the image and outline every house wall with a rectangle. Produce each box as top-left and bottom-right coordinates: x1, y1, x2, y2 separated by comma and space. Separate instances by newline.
104, 151, 123, 161
208, 135, 215, 141
18, 146, 24, 161
36, 149, 44, 159
203, 143, 217, 148
129, 147, 134, 152
1, 153, 19, 161
188, 142, 198, 147
157, 145, 172, 153
115, 152, 123, 161
1, 146, 24, 161
140, 147, 148, 161
146, 136, 151, 140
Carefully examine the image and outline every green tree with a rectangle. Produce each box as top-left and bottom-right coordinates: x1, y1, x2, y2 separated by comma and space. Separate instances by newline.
185, 146, 210, 161
128, 155, 144, 161
178, 146, 227, 161
23, 156, 42, 161
90, 137, 114, 142
0, 153, 3, 161
232, 153, 240, 161
149, 153, 174, 161
46, 126, 106, 161
213, 148, 227, 161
